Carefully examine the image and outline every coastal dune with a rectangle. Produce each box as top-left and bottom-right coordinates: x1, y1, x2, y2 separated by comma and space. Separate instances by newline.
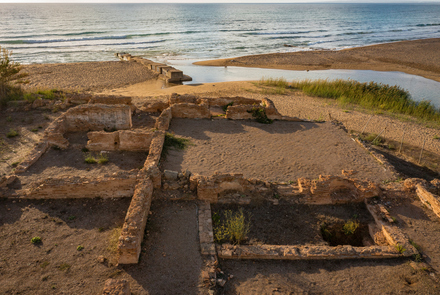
195, 38, 440, 83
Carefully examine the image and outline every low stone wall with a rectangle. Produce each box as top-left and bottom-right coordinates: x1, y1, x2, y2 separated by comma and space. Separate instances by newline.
15, 104, 133, 174
217, 244, 402, 260
118, 178, 154, 264
416, 183, 440, 219
366, 201, 417, 257
198, 201, 216, 256
188, 172, 380, 205
155, 107, 172, 130
115, 53, 190, 83
87, 130, 154, 151
117, 130, 166, 264
22, 172, 137, 199
171, 103, 211, 119
64, 104, 132, 132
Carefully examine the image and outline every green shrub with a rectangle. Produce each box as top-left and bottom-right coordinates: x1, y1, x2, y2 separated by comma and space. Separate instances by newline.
247, 107, 273, 124
161, 133, 191, 158
343, 220, 359, 235
84, 153, 97, 164
76, 245, 84, 251
0, 46, 22, 105
214, 209, 251, 245
259, 77, 289, 88
97, 153, 109, 164
31, 236, 42, 244
6, 129, 18, 138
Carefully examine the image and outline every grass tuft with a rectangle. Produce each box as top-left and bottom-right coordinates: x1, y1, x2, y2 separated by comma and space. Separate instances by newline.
6, 129, 19, 138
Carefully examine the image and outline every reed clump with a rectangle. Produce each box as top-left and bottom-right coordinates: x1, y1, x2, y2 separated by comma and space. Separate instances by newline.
291, 79, 440, 123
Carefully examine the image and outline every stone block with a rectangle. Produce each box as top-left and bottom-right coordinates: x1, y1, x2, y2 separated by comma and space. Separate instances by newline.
118, 130, 153, 151
416, 183, 440, 219
225, 105, 254, 120
64, 104, 132, 132
155, 107, 172, 131
164, 170, 179, 180
171, 103, 210, 119
166, 69, 183, 82
169, 93, 198, 105
87, 131, 119, 151
145, 131, 165, 166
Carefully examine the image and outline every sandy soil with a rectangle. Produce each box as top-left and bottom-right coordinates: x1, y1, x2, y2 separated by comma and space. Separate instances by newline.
163, 119, 394, 183
0, 196, 207, 294
195, 38, 440, 83
20, 61, 158, 92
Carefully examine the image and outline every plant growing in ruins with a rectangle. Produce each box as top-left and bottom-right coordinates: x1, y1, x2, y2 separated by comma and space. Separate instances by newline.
98, 153, 109, 164
342, 220, 359, 235
161, 132, 191, 159
214, 209, 251, 245
247, 107, 273, 124
222, 102, 234, 112
84, 153, 97, 164
394, 243, 406, 254
77, 245, 84, 251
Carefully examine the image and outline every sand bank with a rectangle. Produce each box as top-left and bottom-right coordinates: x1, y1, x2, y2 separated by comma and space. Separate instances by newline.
21, 61, 158, 92
195, 38, 440, 83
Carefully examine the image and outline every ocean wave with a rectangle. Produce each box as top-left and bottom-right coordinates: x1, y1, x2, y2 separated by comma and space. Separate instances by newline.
337, 31, 375, 36
268, 34, 332, 40
244, 30, 327, 36
416, 23, 440, 27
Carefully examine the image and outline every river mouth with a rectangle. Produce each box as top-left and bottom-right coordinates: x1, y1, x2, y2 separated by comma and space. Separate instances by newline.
166, 59, 440, 108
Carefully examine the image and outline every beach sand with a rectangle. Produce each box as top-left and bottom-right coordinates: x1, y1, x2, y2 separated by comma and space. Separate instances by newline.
195, 38, 440, 83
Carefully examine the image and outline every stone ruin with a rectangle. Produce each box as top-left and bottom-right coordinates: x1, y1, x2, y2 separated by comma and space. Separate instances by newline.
115, 53, 192, 83
1, 92, 440, 292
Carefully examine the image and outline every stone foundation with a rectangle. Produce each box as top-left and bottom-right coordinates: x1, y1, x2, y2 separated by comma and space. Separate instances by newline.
87, 130, 155, 152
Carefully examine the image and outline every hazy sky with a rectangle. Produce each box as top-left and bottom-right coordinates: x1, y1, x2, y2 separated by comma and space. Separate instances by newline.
1, 0, 440, 3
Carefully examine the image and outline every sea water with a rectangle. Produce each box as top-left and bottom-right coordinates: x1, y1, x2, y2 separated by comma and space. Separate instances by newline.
1, 3, 440, 105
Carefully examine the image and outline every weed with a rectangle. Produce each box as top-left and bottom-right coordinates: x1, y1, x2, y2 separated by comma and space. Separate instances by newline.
81, 147, 89, 153
6, 116, 12, 122
31, 236, 42, 244
273, 194, 280, 199
97, 153, 109, 164
98, 227, 104, 232
247, 107, 273, 124
412, 253, 423, 262
222, 101, 234, 112
162, 133, 191, 158
84, 153, 97, 164
58, 263, 71, 271
31, 128, 38, 132
68, 216, 76, 221
391, 216, 398, 223
11, 161, 19, 167
107, 227, 122, 254
0, 46, 22, 106
342, 220, 359, 235
212, 212, 221, 226
395, 244, 406, 254
6, 129, 18, 138
320, 223, 332, 240
77, 245, 84, 251
434, 135, 439, 140
214, 209, 251, 245
409, 239, 421, 251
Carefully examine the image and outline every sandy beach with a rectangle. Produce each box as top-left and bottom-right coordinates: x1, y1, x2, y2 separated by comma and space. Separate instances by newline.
195, 38, 440, 83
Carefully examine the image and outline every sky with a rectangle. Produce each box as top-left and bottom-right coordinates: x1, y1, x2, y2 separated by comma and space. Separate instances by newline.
1, 0, 440, 3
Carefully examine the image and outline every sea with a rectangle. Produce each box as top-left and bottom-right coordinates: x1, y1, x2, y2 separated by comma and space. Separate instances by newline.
1, 3, 440, 64
1, 3, 440, 105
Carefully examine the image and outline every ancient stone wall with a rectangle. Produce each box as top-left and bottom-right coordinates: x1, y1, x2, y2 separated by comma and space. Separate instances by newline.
87, 130, 155, 151
22, 172, 137, 199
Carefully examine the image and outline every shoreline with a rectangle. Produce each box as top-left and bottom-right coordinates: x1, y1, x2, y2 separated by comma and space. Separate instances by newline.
194, 38, 440, 83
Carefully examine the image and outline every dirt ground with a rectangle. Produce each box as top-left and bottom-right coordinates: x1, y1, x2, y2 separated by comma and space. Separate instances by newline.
163, 119, 394, 183
0, 196, 207, 295
212, 202, 374, 246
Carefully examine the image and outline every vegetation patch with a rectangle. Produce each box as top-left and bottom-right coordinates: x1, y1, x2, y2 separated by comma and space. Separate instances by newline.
320, 219, 371, 247
247, 107, 273, 124
6, 129, 19, 138
31, 236, 42, 244
213, 209, 251, 245
291, 79, 440, 123
161, 132, 191, 159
